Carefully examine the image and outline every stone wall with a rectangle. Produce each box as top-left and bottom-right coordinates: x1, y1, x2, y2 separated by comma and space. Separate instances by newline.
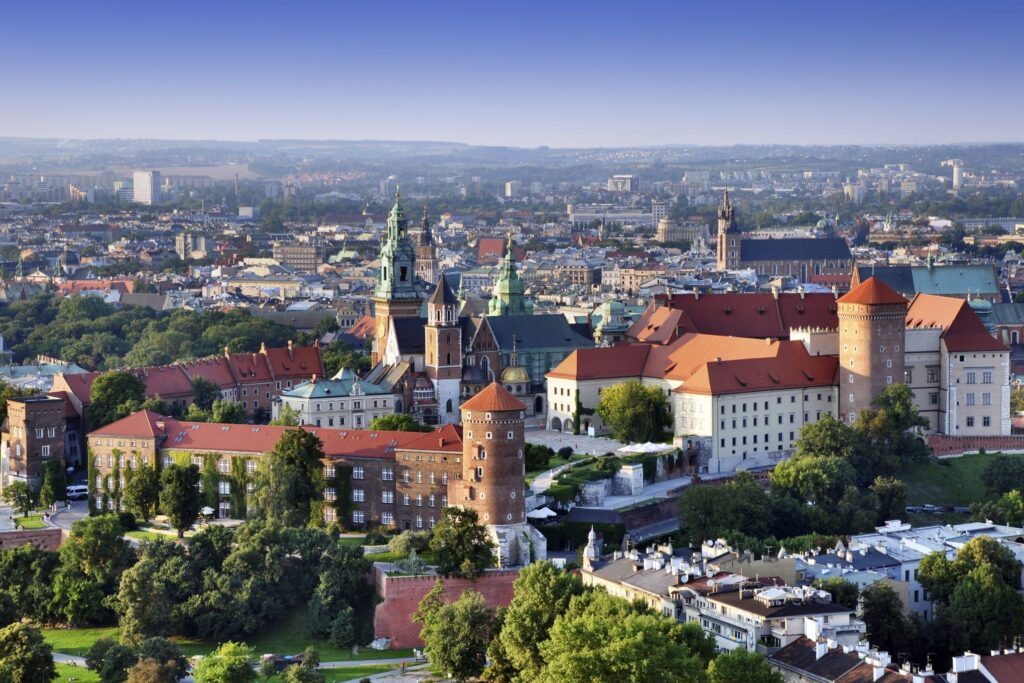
373, 565, 520, 648
0, 527, 63, 552
927, 434, 1024, 457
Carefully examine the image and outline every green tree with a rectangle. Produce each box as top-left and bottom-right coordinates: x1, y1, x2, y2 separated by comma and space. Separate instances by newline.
39, 458, 67, 507
418, 589, 494, 683
282, 666, 324, 683
919, 535, 1022, 605
860, 581, 910, 655
190, 377, 223, 411
812, 578, 859, 610
369, 414, 433, 432
116, 541, 196, 645
539, 591, 708, 683
252, 430, 325, 527
99, 643, 139, 683
54, 514, 136, 625
123, 465, 161, 522
595, 381, 670, 443
90, 371, 147, 427
86, 637, 117, 672
677, 472, 775, 546
981, 456, 1024, 495
321, 340, 371, 377
211, 400, 247, 424
1011, 384, 1024, 416
972, 489, 1024, 526
707, 649, 783, 683
947, 564, 1024, 652
2, 481, 33, 517
794, 414, 879, 486
307, 543, 372, 645
138, 637, 188, 678
870, 476, 908, 525
160, 465, 203, 538
770, 455, 856, 508
192, 642, 257, 683
494, 561, 585, 681
0, 621, 56, 683
429, 507, 494, 579
853, 384, 930, 472
269, 404, 300, 426
128, 658, 181, 683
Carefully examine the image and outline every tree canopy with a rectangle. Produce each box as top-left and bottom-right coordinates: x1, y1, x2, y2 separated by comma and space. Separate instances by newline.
429, 507, 495, 579
595, 381, 670, 443
253, 429, 325, 527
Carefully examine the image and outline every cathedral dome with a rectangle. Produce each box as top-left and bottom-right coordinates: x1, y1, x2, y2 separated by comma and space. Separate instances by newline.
500, 365, 530, 385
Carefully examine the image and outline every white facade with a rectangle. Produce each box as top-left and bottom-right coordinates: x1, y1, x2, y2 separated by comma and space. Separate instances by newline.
132, 170, 161, 205
272, 383, 398, 430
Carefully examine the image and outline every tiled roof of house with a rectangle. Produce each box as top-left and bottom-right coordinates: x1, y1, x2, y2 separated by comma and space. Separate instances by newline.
839, 276, 907, 306
547, 345, 652, 381
907, 294, 1007, 352
460, 382, 526, 412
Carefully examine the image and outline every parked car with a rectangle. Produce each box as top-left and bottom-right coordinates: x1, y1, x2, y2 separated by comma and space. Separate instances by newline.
65, 485, 88, 501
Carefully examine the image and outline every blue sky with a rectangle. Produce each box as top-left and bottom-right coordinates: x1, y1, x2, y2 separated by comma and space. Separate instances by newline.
2, 0, 1022, 146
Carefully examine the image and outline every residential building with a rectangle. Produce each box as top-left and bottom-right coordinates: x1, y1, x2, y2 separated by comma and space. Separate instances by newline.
271, 368, 399, 429
132, 171, 161, 205
606, 175, 638, 192
272, 240, 328, 272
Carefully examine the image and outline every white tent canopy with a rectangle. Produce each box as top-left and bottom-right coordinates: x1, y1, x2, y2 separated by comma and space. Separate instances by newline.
527, 507, 558, 519
617, 442, 675, 454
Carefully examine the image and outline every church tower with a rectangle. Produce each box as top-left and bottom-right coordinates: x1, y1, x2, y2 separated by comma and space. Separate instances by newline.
837, 276, 907, 423
372, 190, 421, 365
425, 271, 462, 423
716, 189, 742, 271
415, 207, 439, 286
488, 233, 530, 316
455, 382, 546, 567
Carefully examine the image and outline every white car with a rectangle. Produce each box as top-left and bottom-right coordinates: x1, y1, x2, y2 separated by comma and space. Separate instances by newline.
65, 485, 88, 501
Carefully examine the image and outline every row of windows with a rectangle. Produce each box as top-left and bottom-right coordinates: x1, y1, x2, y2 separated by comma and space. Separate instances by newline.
720, 413, 814, 429
965, 416, 992, 428
720, 432, 796, 448
312, 399, 384, 411
346, 510, 438, 528
718, 394, 829, 415
964, 393, 992, 406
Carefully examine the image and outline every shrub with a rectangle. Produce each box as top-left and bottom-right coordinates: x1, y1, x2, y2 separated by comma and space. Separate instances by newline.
388, 530, 431, 555
117, 511, 138, 531
364, 529, 388, 546
557, 446, 574, 460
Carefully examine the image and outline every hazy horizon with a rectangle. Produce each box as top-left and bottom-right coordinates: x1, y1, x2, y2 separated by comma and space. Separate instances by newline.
3, 0, 1022, 147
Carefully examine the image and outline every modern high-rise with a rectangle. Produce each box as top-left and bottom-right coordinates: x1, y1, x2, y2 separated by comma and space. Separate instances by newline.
607, 175, 638, 192
132, 171, 161, 205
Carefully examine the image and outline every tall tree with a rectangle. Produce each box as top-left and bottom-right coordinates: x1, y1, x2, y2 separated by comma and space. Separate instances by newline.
211, 400, 247, 424
707, 649, 783, 683
115, 541, 195, 645
947, 564, 1024, 652
160, 465, 203, 538
920, 535, 1023, 605
972, 489, 1024, 526
418, 590, 494, 683
870, 476, 908, 525
253, 430, 324, 527
90, 371, 147, 427
190, 377, 223, 411
429, 507, 494, 579
0, 622, 55, 683
794, 414, 879, 486
122, 466, 161, 522
192, 642, 257, 683
595, 380, 670, 443
54, 514, 136, 625
854, 383, 930, 472
770, 455, 856, 509
39, 458, 67, 507
494, 561, 585, 681
812, 577, 860, 611
860, 581, 910, 656
307, 542, 372, 645
369, 414, 433, 432
2, 481, 33, 517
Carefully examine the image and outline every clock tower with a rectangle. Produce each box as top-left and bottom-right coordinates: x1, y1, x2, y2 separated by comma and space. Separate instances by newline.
372, 190, 421, 365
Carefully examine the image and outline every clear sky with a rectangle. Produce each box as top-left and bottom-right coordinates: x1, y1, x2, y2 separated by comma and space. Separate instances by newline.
2, 0, 1022, 147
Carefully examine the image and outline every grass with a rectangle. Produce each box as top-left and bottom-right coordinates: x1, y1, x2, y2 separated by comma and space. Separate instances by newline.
54, 663, 101, 682
899, 452, 1016, 506
43, 607, 417, 663
14, 514, 46, 529
323, 664, 400, 681
125, 530, 170, 543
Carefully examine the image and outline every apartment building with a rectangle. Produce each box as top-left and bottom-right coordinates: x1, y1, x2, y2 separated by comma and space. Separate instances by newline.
0, 395, 67, 488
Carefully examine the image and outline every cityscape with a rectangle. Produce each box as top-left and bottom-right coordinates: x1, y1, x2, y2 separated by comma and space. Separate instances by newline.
2, 2, 1024, 682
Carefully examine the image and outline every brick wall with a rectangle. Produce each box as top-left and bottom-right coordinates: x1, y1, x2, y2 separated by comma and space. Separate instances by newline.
372, 566, 520, 648
927, 434, 1024, 457
0, 527, 63, 552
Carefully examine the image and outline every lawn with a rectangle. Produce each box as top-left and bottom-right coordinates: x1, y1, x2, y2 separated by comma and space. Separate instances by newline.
54, 663, 101, 682
899, 452, 1020, 506
45, 607, 416, 663
14, 514, 46, 529
323, 664, 400, 681
125, 530, 170, 543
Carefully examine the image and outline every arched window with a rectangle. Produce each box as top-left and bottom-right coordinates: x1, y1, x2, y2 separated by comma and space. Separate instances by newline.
445, 399, 453, 413
478, 446, 487, 460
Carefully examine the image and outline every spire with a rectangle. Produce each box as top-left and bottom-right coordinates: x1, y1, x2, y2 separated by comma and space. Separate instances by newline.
15, 256, 23, 279
418, 206, 433, 246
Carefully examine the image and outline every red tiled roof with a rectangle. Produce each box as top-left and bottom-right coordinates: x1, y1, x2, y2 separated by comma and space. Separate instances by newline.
350, 315, 376, 338
980, 652, 1024, 682
56, 279, 136, 296
906, 294, 1007, 352
461, 382, 526, 412
547, 345, 652, 380
838, 276, 907, 306
90, 411, 463, 460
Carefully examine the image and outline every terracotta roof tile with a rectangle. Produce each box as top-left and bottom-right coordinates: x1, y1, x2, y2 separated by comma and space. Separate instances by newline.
460, 382, 526, 412
838, 276, 907, 306
907, 294, 1008, 352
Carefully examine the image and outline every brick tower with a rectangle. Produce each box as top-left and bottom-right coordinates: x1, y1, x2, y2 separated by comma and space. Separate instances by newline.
454, 382, 546, 567
425, 271, 462, 424
716, 189, 741, 271
837, 276, 908, 423
372, 190, 421, 365
414, 207, 439, 286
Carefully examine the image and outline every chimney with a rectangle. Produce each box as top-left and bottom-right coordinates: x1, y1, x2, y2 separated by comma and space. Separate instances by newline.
815, 639, 828, 660
872, 666, 885, 682
288, 339, 294, 360
311, 374, 317, 383
438, 438, 445, 448
224, 345, 230, 358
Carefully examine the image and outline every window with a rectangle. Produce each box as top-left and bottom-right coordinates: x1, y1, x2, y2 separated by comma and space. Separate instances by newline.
47, 427, 56, 438
967, 371, 976, 384
476, 466, 484, 480
429, 494, 436, 507
352, 489, 365, 502
416, 495, 423, 507
218, 481, 230, 495
966, 393, 976, 406
218, 459, 230, 474
984, 416, 991, 427
983, 393, 992, 406
34, 428, 43, 439
324, 487, 336, 501
41, 445, 50, 457
403, 494, 410, 505
983, 370, 993, 384
324, 465, 335, 479
191, 456, 202, 467
416, 470, 423, 484
927, 367, 940, 383
967, 417, 975, 427
929, 392, 938, 405
416, 515, 423, 529
382, 467, 394, 481
382, 490, 394, 504
353, 466, 364, 480
441, 472, 448, 485
352, 510, 365, 524
886, 359, 892, 368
